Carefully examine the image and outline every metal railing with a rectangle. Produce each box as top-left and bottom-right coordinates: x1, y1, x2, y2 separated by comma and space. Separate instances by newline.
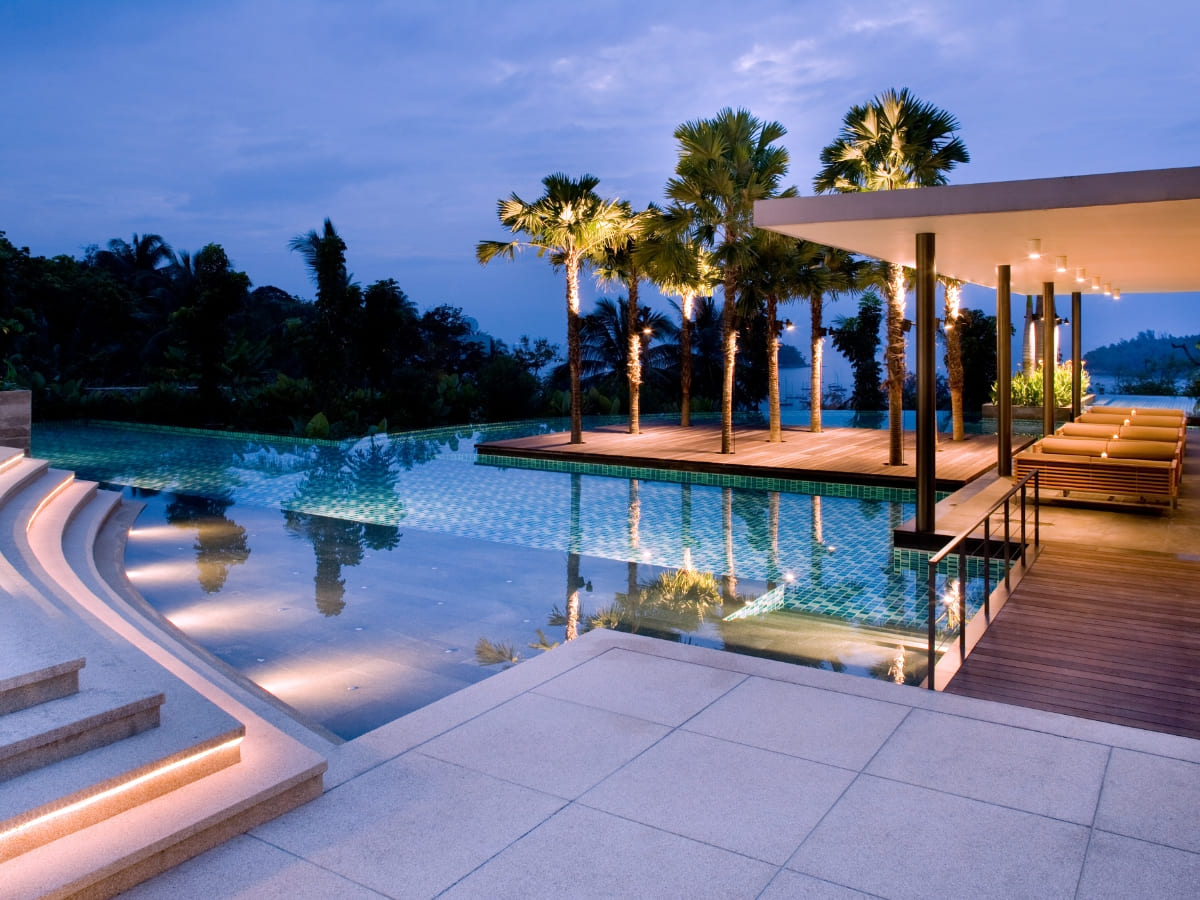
925, 470, 1040, 690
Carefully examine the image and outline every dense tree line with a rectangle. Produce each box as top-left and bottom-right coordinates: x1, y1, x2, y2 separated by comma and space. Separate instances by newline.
0, 225, 769, 437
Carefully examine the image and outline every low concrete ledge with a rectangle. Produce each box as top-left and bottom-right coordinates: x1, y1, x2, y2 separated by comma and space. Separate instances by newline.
0, 392, 32, 455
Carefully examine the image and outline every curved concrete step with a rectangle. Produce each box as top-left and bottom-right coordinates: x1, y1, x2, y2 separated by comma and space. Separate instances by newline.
0, 687, 164, 782
0, 459, 326, 897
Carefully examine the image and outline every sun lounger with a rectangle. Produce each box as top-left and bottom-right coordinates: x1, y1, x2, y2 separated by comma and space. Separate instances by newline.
1014, 436, 1179, 507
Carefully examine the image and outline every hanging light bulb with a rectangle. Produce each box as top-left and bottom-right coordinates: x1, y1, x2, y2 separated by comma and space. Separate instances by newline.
1027, 238, 1042, 259
1075, 267, 1086, 283
1055, 255, 1067, 273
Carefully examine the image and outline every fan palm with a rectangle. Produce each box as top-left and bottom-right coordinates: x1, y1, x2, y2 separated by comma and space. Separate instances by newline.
800, 247, 859, 433
579, 297, 677, 399
814, 88, 968, 464
635, 206, 718, 426
941, 277, 966, 439
477, 173, 626, 443
593, 203, 654, 433
667, 108, 792, 453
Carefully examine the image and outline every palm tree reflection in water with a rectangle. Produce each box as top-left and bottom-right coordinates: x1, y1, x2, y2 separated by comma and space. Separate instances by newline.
164, 493, 250, 594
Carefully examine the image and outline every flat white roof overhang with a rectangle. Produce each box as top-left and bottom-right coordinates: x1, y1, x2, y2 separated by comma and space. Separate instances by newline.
754, 166, 1200, 295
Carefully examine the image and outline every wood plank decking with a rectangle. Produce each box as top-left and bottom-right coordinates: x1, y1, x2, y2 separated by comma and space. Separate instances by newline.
945, 542, 1200, 739
479, 422, 1021, 490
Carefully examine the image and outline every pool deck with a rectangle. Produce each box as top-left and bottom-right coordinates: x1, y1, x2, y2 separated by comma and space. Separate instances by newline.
122, 628, 1200, 899
477, 422, 1032, 491
944, 436, 1200, 741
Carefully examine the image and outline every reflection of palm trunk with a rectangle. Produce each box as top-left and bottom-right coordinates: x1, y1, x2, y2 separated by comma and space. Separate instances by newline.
627, 479, 640, 602
810, 495, 824, 586
566, 474, 582, 640
680, 483, 693, 571
722, 487, 736, 602
768, 491, 780, 587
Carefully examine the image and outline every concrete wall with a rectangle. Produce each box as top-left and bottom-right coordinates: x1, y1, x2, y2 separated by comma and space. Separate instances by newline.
0, 390, 32, 454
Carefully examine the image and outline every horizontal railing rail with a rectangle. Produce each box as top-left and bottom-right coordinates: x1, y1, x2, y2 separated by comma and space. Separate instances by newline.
926, 470, 1040, 690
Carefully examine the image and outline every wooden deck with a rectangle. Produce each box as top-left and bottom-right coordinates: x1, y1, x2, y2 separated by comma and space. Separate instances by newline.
946, 542, 1200, 739
478, 422, 1022, 490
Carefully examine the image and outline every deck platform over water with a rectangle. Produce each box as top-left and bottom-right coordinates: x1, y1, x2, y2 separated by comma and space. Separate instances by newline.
478, 422, 1025, 491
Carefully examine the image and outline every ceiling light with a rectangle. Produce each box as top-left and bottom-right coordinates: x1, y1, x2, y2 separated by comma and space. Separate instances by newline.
1091, 276, 1101, 291
1113, 288, 1122, 300
1055, 256, 1067, 273
1075, 267, 1086, 283
1103, 282, 1112, 295
1027, 238, 1042, 259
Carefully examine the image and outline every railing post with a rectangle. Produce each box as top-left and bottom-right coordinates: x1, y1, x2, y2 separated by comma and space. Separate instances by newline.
1020, 483, 1028, 567
927, 560, 937, 690
1003, 495, 1011, 591
983, 514, 992, 620
1034, 471, 1040, 547
958, 545, 967, 663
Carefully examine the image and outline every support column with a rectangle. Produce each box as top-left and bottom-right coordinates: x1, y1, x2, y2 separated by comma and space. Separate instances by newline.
916, 233, 936, 533
1042, 282, 1056, 437
996, 266, 1012, 476
1071, 291, 1082, 418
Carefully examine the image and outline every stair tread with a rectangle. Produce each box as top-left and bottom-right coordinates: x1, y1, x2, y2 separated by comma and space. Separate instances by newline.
0, 687, 164, 761
0, 686, 243, 826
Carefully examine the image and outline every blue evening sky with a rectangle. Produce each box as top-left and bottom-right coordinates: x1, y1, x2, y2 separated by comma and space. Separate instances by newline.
2, 0, 1197, 358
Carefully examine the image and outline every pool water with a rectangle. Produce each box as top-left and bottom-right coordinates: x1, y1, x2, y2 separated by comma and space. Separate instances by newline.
33, 420, 994, 740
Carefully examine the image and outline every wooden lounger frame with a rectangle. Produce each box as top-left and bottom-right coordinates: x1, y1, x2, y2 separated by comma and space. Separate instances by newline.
1013, 446, 1178, 508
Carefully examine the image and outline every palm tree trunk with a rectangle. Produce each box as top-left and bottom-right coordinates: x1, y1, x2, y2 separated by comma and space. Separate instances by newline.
810, 292, 824, 433
1022, 296, 1035, 377
767, 291, 781, 442
566, 257, 583, 443
680, 293, 694, 427
944, 281, 965, 441
721, 269, 738, 454
886, 263, 906, 465
627, 276, 641, 434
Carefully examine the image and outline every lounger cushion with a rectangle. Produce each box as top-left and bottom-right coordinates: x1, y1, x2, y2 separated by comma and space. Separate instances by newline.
1124, 415, 1183, 430
1059, 423, 1120, 438
1098, 407, 1186, 420
1040, 436, 1108, 456
1106, 439, 1178, 461
1077, 413, 1130, 425
1120, 425, 1182, 442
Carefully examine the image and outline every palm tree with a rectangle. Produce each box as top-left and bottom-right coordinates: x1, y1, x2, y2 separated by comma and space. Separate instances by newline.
801, 247, 859, 433
815, 88, 968, 464
579, 297, 677, 403
667, 108, 792, 453
941, 277, 966, 440
635, 207, 717, 427
738, 231, 816, 441
477, 174, 626, 443
289, 218, 360, 390
593, 203, 654, 433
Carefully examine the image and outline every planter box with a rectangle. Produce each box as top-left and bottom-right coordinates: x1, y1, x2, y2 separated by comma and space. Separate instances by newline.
0, 390, 32, 454
982, 394, 1094, 424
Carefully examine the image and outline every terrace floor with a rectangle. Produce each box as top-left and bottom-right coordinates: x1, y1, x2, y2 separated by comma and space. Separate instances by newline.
477, 422, 1030, 491
123, 629, 1200, 899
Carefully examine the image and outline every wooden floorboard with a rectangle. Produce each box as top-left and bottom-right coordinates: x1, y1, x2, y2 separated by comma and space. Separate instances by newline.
478, 422, 1020, 489
946, 542, 1200, 740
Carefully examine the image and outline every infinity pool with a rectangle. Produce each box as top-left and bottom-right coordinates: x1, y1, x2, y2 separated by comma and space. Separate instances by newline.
34, 420, 991, 740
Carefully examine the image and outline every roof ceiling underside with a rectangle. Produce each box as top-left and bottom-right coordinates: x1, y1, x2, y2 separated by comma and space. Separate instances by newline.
753, 166, 1200, 295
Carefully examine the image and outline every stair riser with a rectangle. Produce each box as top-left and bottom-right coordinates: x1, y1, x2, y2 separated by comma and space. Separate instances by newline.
0, 741, 241, 864
0, 707, 161, 782
0, 670, 81, 717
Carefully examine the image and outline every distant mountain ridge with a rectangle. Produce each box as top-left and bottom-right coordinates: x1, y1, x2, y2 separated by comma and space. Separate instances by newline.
1084, 330, 1200, 374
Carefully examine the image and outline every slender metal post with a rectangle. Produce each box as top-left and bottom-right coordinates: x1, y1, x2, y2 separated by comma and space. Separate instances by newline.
1071, 291, 1083, 418
996, 265, 1012, 475
927, 561, 937, 690
1034, 471, 1040, 547
983, 516, 991, 619
957, 545, 967, 662
1020, 485, 1027, 566
1003, 496, 1011, 590
916, 233, 937, 533
1042, 282, 1056, 437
